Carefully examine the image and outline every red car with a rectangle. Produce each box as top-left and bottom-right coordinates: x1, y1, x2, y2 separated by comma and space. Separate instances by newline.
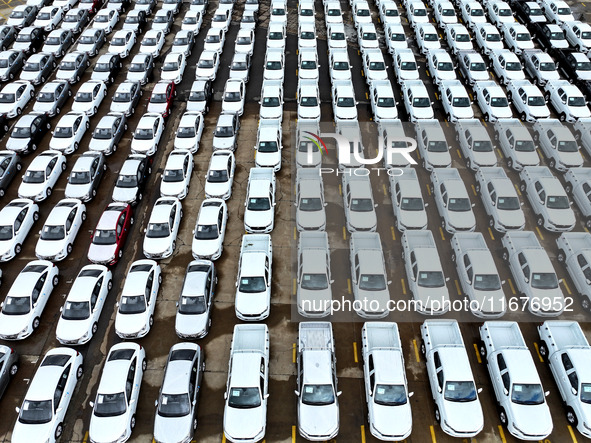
146, 80, 175, 117
79, 0, 104, 14
87, 202, 133, 266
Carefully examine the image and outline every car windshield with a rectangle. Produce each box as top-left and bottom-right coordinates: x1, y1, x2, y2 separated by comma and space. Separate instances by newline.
448, 197, 471, 211
0, 225, 13, 240
331, 32, 345, 40
444, 381, 477, 402
0, 93, 15, 103
300, 8, 313, 15
238, 276, 266, 293
95, 63, 110, 72
76, 92, 93, 102
428, 140, 448, 152
143, 38, 158, 46
146, 222, 170, 238
228, 387, 261, 408
205, 35, 220, 43
38, 91, 57, 102
413, 97, 430, 107
470, 8, 483, 16
516, 33, 531, 41
338, 97, 355, 107
163, 169, 184, 183
369, 61, 385, 70
498, 8, 511, 16
119, 295, 146, 314
550, 32, 565, 40
582, 32, 591, 39
80, 36, 96, 44
135, 128, 153, 139
438, 62, 453, 71
578, 61, 591, 71
487, 33, 501, 41
301, 96, 318, 106
126, 15, 140, 23
163, 62, 179, 71
154, 15, 169, 23
225, 91, 241, 102
400, 197, 424, 211
301, 60, 317, 69
470, 62, 486, 71
359, 274, 387, 291
18, 400, 52, 424
302, 384, 335, 405
46, 36, 61, 45
374, 384, 406, 406
327, 9, 340, 16
569, 96, 587, 107
581, 384, 591, 404
215, 125, 233, 137
453, 97, 470, 107
237, 36, 251, 45
362, 32, 377, 40
350, 198, 373, 212
258, 141, 278, 152
16, 34, 32, 42
23, 62, 40, 71
528, 96, 545, 107
54, 126, 73, 138
300, 32, 314, 39
301, 273, 328, 290
547, 195, 569, 209
2, 296, 30, 315
177, 126, 195, 138
232, 61, 247, 70
557, 7, 571, 14
414, 7, 426, 15
151, 93, 167, 103
94, 127, 113, 140
114, 92, 131, 102
497, 196, 520, 210
299, 197, 322, 211
266, 60, 282, 70
377, 97, 395, 107
117, 174, 137, 188
424, 33, 438, 41
208, 169, 228, 182
179, 295, 206, 314
174, 37, 189, 46
455, 33, 470, 42
93, 229, 117, 245
12, 126, 31, 138
213, 14, 227, 22
0, 59, 9, 69
391, 33, 405, 41
23, 170, 45, 183
41, 225, 65, 240
247, 197, 270, 210
505, 62, 521, 71
62, 301, 90, 320
95, 14, 109, 22
333, 61, 349, 70
515, 140, 535, 151
112, 37, 127, 46
268, 31, 284, 40
474, 140, 493, 152
158, 394, 191, 417
558, 140, 578, 152
198, 59, 213, 68
70, 171, 90, 184
511, 384, 544, 405
474, 274, 502, 291
262, 96, 280, 107
195, 224, 218, 240
94, 392, 127, 417
417, 271, 445, 288
531, 272, 559, 289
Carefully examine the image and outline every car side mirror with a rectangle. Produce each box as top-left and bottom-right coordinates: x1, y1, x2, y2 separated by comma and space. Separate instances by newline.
424, 202, 429, 207
115, 302, 119, 307
129, 398, 136, 405
466, 278, 472, 285
143, 228, 147, 233
336, 391, 342, 397
89, 401, 94, 407
60, 306, 63, 312
264, 393, 270, 399
477, 388, 483, 394
571, 387, 577, 396
410, 276, 416, 281
445, 277, 450, 282
374, 203, 378, 207
545, 391, 550, 397
503, 388, 509, 396
15, 407, 20, 413
294, 390, 300, 396
388, 280, 392, 285
437, 386, 442, 393
524, 277, 529, 283
471, 203, 475, 207
154, 400, 158, 407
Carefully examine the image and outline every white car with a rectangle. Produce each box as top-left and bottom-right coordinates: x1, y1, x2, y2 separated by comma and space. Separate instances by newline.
255, 120, 283, 170
445, 23, 473, 54
407, 1, 429, 28
490, 49, 526, 84
474, 81, 513, 121
263, 49, 284, 82
182, 10, 203, 32
55, 52, 88, 84
298, 48, 320, 81
131, 112, 164, 156
474, 23, 504, 56
267, 23, 286, 52
192, 198, 228, 260
221, 79, 246, 116
487, 0, 514, 27
211, 6, 231, 31
352, 0, 372, 26
0, 80, 34, 118
161, 52, 186, 84
297, 80, 321, 121
126, 53, 153, 85
160, 149, 193, 199
0, 199, 39, 261
416, 23, 441, 54
324, 1, 343, 25
110, 81, 141, 117
49, 111, 89, 154
393, 48, 419, 83
204, 28, 225, 53
357, 23, 380, 52
18, 150, 66, 202
432, 168, 477, 232
342, 171, 377, 232
139, 30, 165, 58
115, 260, 161, 338
476, 167, 526, 231
427, 49, 457, 85
174, 111, 203, 153
433, 0, 457, 28
456, 119, 498, 169
236, 27, 255, 55
369, 81, 398, 121
195, 50, 219, 80
204, 150, 235, 200
362, 49, 388, 84
389, 168, 428, 230
91, 8, 119, 34
143, 197, 182, 259
171, 29, 195, 56
562, 21, 591, 53
545, 80, 591, 122
507, 80, 550, 121
327, 23, 347, 51
108, 29, 136, 58
34, 6, 63, 31
299, 23, 316, 51
332, 81, 358, 122
213, 113, 240, 151
35, 198, 85, 261
65, 151, 106, 201
460, 0, 486, 29
71, 80, 106, 115
0, 260, 59, 340
541, 0, 574, 24
329, 49, 351, 82
534, 119, 583, 171
88, 343, 145, 443
260, 81, 284, 122
244, 168, 276, 234
12, 348, 82, 443
440, 79, 474, 121
401, 80, 434, 121
385, 24, 409, 55
502, 22, 534, 54
380, 0, 402, 26
56, 265, 112, 345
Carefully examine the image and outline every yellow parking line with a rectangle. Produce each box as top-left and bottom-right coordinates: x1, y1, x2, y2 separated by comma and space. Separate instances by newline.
469, 93, 473, 101
445, 121, 449, 128
417, 151, 421, 159
582, 2, 586, 6
426, 184, 432, 195
426, 69, 430, 77
292, 425, 297, 442
353, 342, 359, 363
457, 149, 462, 158
439, 227, 446, 241
430, 425, 437, 443
454, 280, 462, 295
498, 425, 507, 443
365, 92, 368, 100
343, 227, 347, 240
222, 435, 226, 443
568, 425, 578, 443
507, 278, 517, 295
471, 184, 477, 196
401, 279, 407, 295
347, 279, 352, 294
562, 280, 572, 295
483, 121, 488, 128
293, 227, 297, 240
391, 226, 396, 241
514, 183, 522, 196
535, 226, 545, 241
293, 279, 296, 295
361, 69, 365, 77
83, 432, 88, 443
585, 227, 590, 233
383, 184, 387, 196
413, 339, 420, 362
339, 184, 342, 195
292, 343, 296, 363
434, 92, 439, 100
295, 69, 298, 76
361, 425, 366, 443
473, 343, 482, 363
497, 148, 504, 158
488, 227, 495, 241
534, 342, 544, 362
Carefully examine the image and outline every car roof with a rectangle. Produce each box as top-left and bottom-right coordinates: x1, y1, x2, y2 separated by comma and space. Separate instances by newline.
501, 349, 542, 383
58, 112, 84, 126
149, 199, 176, 223
28, 151, 58, 169
28, 352, 76, 401
44, 200, 79, 225
198, 200, 222, 223
0, 200, 31, 221
96, 204, 126, 230
210, 151, 231, 168
165, 151, 189, 169
372, 349, 405, 384
68, 267, 105, 301
240, 252, 267, 276
98, 344, 140, 394
72, 154, 97, 171
120, 157, 142, 176
144, 29, 162, 38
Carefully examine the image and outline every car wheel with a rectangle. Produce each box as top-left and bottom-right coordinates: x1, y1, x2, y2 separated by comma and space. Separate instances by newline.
149, 315, 153, 327
55, 423, 63, 439
582, 297, 591, 311
74, 142, 79, 151
130, 217, 134, 225
8, 72, 13, 81
118, 249, 123, 259
483, 113, 489, 122
81, 211, 86, 221
138, 192, 143, 201
420, 340, 426, 355
76, 365, 83, 379
520, 112, 527, 121
33, 211, 39, 222
499, 408, 508, 426
537, 215, 544, 227
172, 240, 176, 251
130, 415, 136, 430
32, 316, 40, 330
93, 106, 97, 115
76, 75, 80, 82
478, 340, 487, 358
501, 248, 509, 262
567, 407, 578, 427
559, 112, 567, 122
538, 340, 549, 358
67, 243, 73, 255
519, 181, 526, 192
434, 405, 441, 423
107, 278, 113, 290
9, 362, 18, 377
52, 275, 59, 287
158, 274, 162, 284
14, 243, 22, 255
109, 76, 114, 84
91, 189, 96, 198
3, 124, 8, 133
193, 418, 198, 431
466, 158, 471, 169
40, 75, 46, 84
16, 107, 21, 115
142, 359, 147, 371
46, 187, 52, 197
488, 217, 494, 228
0, 188, 4, 197
86, 121, 89, 129
507, 158, 513, 169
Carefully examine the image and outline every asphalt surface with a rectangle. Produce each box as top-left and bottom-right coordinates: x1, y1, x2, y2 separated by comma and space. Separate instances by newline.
0, 0, 591, 441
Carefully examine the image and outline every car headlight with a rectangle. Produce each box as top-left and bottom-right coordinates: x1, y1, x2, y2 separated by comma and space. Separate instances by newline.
37, 190, 46, 199
18, 326, 29, 336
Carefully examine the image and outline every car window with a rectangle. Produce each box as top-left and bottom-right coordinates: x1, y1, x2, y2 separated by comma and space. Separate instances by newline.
32, 272, 47, 304
54, 364, 71, 411
145, 271, 154, 302
125, 357, 136, 401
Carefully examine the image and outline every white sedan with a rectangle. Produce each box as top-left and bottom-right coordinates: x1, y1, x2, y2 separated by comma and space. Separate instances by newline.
0, 198, 39, 261
143, 197, 182, 259
174, 111, 203, 153
18, 150, 66, 202
171, 29, 194, 56
34, 6, 64, 31
160, 149, 193, 199
71, 80, 106, 115
192, 198, 228, 260
161, 52, 186, 84
0, 260, 59, 340
221, 79, 246, 116
56, 265, 112, 345
131, 112, 164, 156
181, 10, 203, 32
49, 111, 89, 154
107, 29, 136, 58
195, 50, 219, 80
0, 80, 34, 118
35, 198, 86, 261
91, 8, 119, 34
205, 150, 235, 200
139, 30, 166, 58
115, 259, 161, 338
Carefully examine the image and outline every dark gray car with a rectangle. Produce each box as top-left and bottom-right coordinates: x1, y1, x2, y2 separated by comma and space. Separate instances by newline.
0, 50, 25, 82
0, 26, 18, 51
65, 151, 106, 201
89, 112, 128, 155
0, 344, 19, 399
0, 151, 22, 196
20, 52, 56, 85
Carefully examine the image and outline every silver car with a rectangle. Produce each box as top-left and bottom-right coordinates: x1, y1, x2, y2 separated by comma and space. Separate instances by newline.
0, 344, 18, 399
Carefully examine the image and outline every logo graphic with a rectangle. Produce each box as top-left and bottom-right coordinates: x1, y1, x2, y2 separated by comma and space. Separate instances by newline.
303, 132, 328, 156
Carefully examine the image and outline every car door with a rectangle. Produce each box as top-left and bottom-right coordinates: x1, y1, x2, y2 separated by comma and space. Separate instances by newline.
54, 363, 71, 422
145, 270, 154, 313
46, 157, 57, 184
561, 352, 578, 401
125, 357, 137, 414
496, 353, 510, 403
90, 275, 103, 320
14, 207, 28, 241
31, 271, 48, 314
431, 351, 444, 400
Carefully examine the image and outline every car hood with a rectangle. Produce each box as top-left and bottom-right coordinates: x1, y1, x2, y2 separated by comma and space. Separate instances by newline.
441, 399, 484, 434
398, 208, 428, 229
36, 238, 65, 258
447, 209, 476, 230
153, 414, 192, 443
497, 208, 526, 229
112, 186, 138, 203
192, 237, 221, 257
299, 106, 321, 119
49, 136, 74, 151
471, 150, 497, 167
425, 150, 451, 167
213, 136, 235, 150
187, 101, 206, 113
0, 311, 30, 335
260, 107, 282, 120
175, 311, 208, 337
161, 70, 180, 80
115, 311, 147, 335
111, 102, 131, 113
509, 402, 552, 437
89, 138, 113, 152
56, 70, 74, 81
298, 402, 339, 439
92, 71, 110, 81
19, 70, 40, 81
127, 71, 147, 82
235, 289, 268, 316
256, 151, 281, 168
370, 401, 412, 439
204, 182, 230, 198
546, 207, 576, 227
78, 43, 95, 51
0, 103, 17, 114
571, 106, 591, 119
89, 413, 130, 443
473, 288, 506, 316
336, 107, 357, 120
376, 107, 398, 120
356, 288, 390, 315
412, 106, 434, 119
244, 209, 273, 230
174, 137, 197, 151
34, 101, 57, 113
18, 182, 45, 199
161, 180, 185, 197
514, 150, 540, 166
66, 183, 92, 199
12, 421, 53, 443
297, 209, 326, 230
0, 239, 16, 256
56, 317, 90, 342
13, 42, 32, 52
299, 287, 332, 315
143, 236, 171, 256
348, 209, 377, 231
88, 243, 117, 264
71, 102, 91, 113
6, 137, 31, 152
147, 103, 167, 114
414, 286, 450, 313
131, 138, 156, 153
223, 404, 266, 441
